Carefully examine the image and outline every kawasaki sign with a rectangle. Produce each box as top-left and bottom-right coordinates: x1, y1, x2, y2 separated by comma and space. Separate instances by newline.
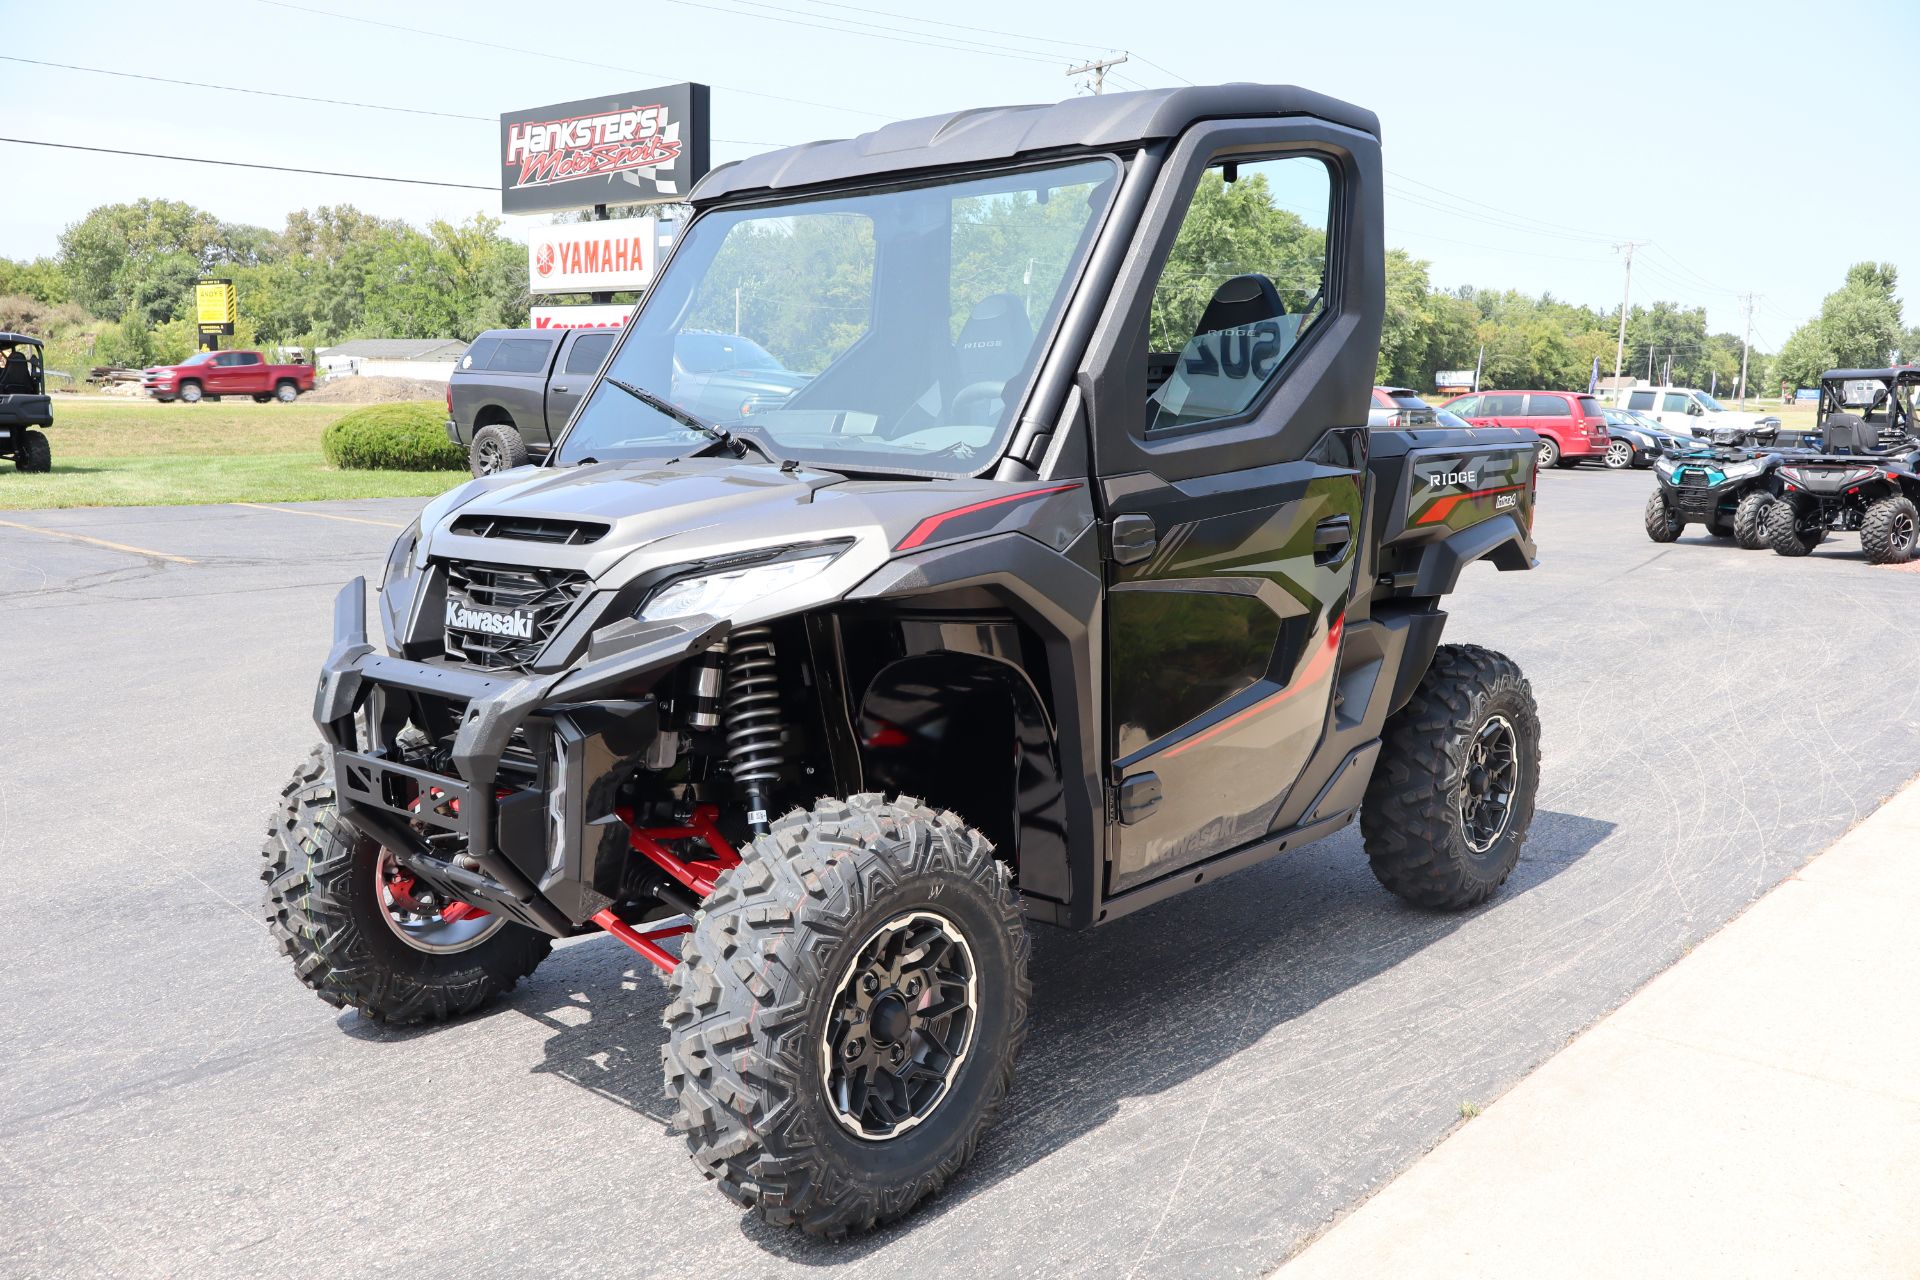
500, 84, 710, 214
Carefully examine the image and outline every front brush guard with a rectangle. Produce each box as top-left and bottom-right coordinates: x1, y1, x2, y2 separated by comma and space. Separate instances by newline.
313, 576, 726, 936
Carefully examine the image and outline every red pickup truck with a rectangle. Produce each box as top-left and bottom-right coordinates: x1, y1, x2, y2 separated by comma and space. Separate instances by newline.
142, 350, 316, 403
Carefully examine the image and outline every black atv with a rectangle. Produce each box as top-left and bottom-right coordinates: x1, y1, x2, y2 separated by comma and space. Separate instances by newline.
1643, 437, 1789, 550
1764, 366, 1920, 562
0, 331, 53, 472
264, 84, 1544, 1237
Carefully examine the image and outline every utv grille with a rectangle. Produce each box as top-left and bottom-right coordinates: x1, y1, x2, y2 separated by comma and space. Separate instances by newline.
1678, 469, 1712, 488
450, 514, 609, 545
442, 561, 589, 670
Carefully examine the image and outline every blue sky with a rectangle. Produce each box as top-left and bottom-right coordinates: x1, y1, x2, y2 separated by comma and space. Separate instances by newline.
3, 0, 1914, 348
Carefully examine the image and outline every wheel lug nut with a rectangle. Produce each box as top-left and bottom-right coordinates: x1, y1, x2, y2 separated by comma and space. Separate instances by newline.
862, 974, 880, 994
904, 979, 920, 997
845, 1038, 863, 1058
890, 1045, 903, 1063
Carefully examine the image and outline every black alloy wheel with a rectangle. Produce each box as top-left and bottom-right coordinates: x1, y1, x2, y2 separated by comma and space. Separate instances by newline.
1459, 714, 1520, 854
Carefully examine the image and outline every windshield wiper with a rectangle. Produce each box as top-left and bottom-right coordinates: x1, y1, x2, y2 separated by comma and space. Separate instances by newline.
603, 376, 780, 462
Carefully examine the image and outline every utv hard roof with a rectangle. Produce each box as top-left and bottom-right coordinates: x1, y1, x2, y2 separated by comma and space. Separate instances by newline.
692, 83, 1380, 206
0, 332, 44, 347
1822, 366, 1920, 382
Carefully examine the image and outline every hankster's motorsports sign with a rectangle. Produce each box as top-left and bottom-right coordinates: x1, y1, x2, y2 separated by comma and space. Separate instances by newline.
500, 84, 710, 213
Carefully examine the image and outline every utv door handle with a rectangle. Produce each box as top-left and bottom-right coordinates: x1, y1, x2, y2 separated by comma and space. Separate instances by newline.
1108, 513, 1157, 565
1313, 515, 1352, 565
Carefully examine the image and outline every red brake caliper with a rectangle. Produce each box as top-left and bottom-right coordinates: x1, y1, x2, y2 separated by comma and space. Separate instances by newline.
594, 804, 740, 973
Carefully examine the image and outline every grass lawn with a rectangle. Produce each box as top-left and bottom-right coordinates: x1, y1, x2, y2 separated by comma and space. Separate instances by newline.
0, 398, 467, 510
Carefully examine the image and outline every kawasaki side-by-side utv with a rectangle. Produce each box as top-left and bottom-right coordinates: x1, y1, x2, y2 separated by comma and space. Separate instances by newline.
1764, 366, 1920, 562
263, 85, 1543, 1236
0, 331, 54, 472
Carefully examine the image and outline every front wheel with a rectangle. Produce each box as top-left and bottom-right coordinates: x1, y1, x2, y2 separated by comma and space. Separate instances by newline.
260, 746, 552, 1024
1604, 440, 1634, 470
1644, 489, 1683, 542
1362, 644, 1540, 910
1733, 490, 1774, 550
178, 381, 203, 403
663, 794, 1030, 1237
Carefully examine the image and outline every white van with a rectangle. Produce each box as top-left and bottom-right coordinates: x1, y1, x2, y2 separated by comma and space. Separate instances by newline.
1615, 385, 1781, 440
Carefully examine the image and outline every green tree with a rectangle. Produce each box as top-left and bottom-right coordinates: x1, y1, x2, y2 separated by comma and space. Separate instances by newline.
0, 256, 71, 304
56, 199, 229, 321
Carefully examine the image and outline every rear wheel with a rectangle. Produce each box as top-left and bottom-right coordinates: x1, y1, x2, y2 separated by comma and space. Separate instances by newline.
663, 794, 1029, 1237
1604, 439, 1634, 470
1361, 645, 1540, 911
470, 423, 528, 476
1764, 497, 1822, 557
276, 380, 299, 403
1535, 437, 1559, 469
260, 746, 551, 1024
1644, 489, 1683, 542
1733, 490, 1774, 549
1860, 495, 1918, 564
14, 429, 50, 473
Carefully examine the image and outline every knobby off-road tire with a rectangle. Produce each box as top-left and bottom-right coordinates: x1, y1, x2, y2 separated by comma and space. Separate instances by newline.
1644, 489, 1683, 542
1733, 490, 1774, 550
1361, 644, 1540, 911
1859, 495, 1918, 565
14, 430, 50, 473
663, 794, 1030, 1238
470, 423, 529, 477
1764, 497, 1822, 557
260, 746, 551, 1024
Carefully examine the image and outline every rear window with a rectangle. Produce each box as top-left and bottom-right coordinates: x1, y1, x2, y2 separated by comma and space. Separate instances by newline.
1577, 396, 1603, 420
488, 338, 555, 374
1528, 394, 1571, 417
564, 331, 616, 376
1627, 390, 1655, 411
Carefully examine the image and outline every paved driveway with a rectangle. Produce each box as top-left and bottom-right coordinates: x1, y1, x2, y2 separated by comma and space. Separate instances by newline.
2, 471, 1915, 1278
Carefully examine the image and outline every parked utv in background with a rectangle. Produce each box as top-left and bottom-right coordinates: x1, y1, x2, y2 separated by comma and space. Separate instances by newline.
0, 332, 53, 472
1765, 366, 1920, 562
142, 349, 314, 403
264, 84, 1544, 1238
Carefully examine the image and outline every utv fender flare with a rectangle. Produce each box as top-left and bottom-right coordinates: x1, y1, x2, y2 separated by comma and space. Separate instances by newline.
1410, 513, 1536, 597
848, 531, 1102, 915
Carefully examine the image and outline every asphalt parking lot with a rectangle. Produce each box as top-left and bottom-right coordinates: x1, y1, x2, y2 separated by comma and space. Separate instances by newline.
3, 469, 1917, 1279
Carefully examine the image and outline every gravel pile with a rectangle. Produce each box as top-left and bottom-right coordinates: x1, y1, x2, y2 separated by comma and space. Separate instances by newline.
304, 376, 446, 404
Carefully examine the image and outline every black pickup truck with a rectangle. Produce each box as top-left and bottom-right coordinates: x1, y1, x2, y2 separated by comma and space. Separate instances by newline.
449, 326, 811, 476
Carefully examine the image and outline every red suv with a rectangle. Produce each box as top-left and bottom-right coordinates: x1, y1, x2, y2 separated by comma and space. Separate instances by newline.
1442, 389, 1609, 469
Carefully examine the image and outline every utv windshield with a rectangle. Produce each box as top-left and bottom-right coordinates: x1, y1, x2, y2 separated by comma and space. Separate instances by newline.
556, 157, 1118, 473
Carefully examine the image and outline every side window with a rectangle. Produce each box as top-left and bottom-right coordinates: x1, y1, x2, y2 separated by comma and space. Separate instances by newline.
235, 352, 261, 366
463, 336, 500, 370
489, 338, 555, 374
1483, 393, 1527, 416
1528, 394, 1571, 417
1627, 390, 1655, 411
1662, 392, 1692, 413
1144, 154, 1333, 432
565, 331, 615, 376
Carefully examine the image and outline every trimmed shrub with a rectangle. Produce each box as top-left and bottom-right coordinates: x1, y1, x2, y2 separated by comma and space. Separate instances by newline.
322, 401, 465, 471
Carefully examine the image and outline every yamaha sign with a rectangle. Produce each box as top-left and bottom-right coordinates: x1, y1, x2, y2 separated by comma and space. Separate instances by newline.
500, 84, 710, 214
527, 219, 658, 295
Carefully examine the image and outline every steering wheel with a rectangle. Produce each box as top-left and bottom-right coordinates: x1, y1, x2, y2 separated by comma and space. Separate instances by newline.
949, 380, 1007, 424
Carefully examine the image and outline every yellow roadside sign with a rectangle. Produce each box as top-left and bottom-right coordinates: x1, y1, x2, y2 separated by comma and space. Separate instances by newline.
195, 279, 237, 333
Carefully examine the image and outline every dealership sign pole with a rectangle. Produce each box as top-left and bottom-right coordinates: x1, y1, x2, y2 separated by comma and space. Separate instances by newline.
502, 85, 709, 330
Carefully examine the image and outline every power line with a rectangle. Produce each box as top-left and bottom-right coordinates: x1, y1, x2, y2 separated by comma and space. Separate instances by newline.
1384, 168, 1624, 242
801, 0, 1112, 59
0, 137, 494, 190
1125, 52, 1195, 86
656, 0, 1068, 67
249, 0, 890, 120
0, 55, 487, 120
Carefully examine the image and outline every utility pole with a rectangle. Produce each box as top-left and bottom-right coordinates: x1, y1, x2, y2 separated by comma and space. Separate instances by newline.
1612, 240, 1647, 390
1736, 292, 1757, 408
1066, 54, 1128, 95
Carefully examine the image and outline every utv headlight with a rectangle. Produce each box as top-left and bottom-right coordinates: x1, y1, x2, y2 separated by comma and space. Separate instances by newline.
639, 552, 840, 622
1721, 461, 1762, 482
1654, 458, 1678, 477
381, 519, 422, 588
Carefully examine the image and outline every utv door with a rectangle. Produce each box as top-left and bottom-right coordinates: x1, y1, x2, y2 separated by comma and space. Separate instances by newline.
1081, 118, 1383, 896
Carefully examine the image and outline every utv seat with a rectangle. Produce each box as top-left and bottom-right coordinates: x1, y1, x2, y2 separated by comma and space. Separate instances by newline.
1147, 274, 1296, 429
1821, 413, 1881, 454
945, 292, 1034, 423
0, 357, 34, 394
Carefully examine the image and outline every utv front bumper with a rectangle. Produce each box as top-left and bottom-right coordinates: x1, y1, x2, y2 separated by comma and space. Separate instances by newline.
313, 576, 724, 935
